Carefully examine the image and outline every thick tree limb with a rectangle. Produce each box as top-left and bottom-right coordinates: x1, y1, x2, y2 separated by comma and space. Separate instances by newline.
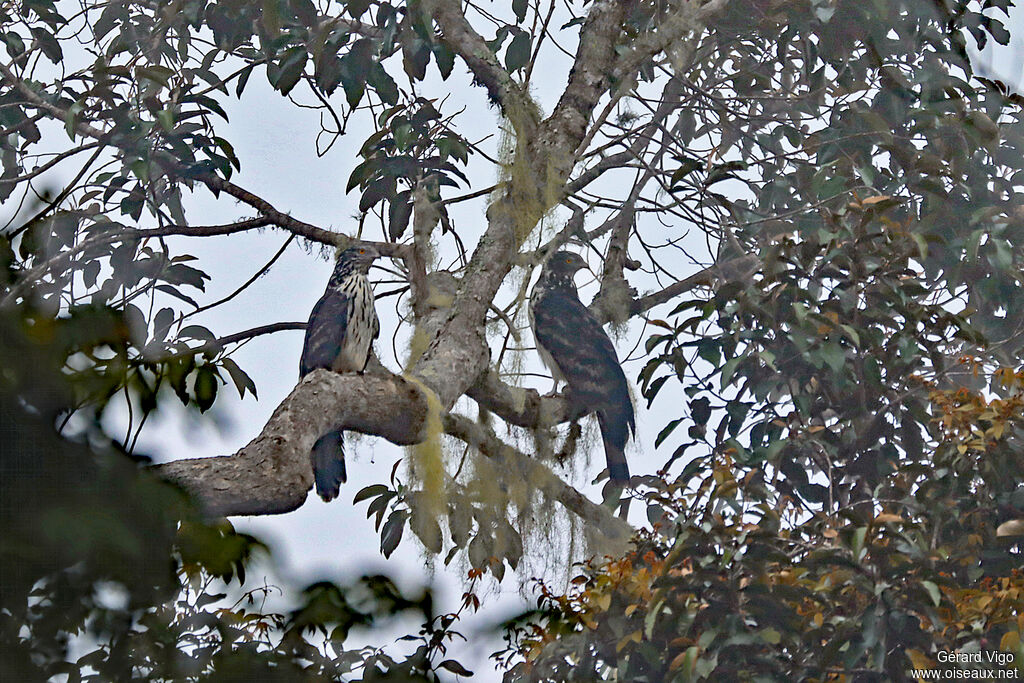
467, 369, 578, 429
424, 0, 537, 135
535, 0, 628, 169
154, 369, 427, 517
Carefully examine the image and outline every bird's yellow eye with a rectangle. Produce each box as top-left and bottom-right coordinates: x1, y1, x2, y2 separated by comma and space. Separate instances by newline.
359, 248, 366, 254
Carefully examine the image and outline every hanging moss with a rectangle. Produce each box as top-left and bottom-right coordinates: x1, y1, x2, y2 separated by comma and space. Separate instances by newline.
402, 374, 448, 543
488, 98, 568, 248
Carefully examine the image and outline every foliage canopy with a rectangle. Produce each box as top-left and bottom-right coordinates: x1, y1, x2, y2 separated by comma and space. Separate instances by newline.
3, 0, 1024, 680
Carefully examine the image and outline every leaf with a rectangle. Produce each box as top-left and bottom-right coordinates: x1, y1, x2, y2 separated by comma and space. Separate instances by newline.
689, 396, 712, 425
235, 63, 256, 97
194, 365, 219, 412
432, 42, 454, 79
720, 356, 742, 388
388, 190, 413, 241
93, 4, 126, 39
504, 30, 531, 72
655, 418, 683, 448
380, 510, 406, 558
873, 513, 902, 524
512, 0, 528, 22
860, 194, 891, 206
179, 324, 216, 342
65, 100, 84, 140
921, 580, 941, 606
367, 63, 399, 105
82, 260, 100, 288
30, 26, 62, 63
402, 33, 431, 81
219, 357, 257, 400
271, 47, 307, 95
156, 109, 175, 132
344, 0, 371, 18
353, 484, 389, 504
819, 340, 846, 374
288, 0, 317, 25
438, 660, 473, 677
409, 508, 442, 554
155, 284, 198, 307
339, 38, 374, 108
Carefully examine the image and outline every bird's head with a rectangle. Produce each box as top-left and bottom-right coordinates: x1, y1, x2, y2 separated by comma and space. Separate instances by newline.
337, 244, 381, 274
541, 251, 590, 283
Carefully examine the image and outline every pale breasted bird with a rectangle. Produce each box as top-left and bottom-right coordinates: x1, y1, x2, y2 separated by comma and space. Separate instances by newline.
300, 245, 380, 501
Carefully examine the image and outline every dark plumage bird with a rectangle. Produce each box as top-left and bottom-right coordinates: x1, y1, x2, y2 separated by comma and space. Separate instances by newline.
529, 251, 635, 483
300, 245, 380, 501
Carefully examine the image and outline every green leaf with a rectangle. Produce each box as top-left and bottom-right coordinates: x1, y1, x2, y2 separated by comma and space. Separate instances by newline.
432, 42, 454, 79
380, 510, 407, 558
194, 365, 219, 412
64, 101, 84, 140
655, 418, 683, 448
921, 580, 941, 606
344, 0, 371, 18
689, 396, 711, 425
179, 324, 217, 343
353, 484, 389, 504
439, 660, 474, 677
820, 340, 845, 374
219, 357, 257, 400
720, 356, 742, 389
340, 38, 374, 107
288, 0, 317, 25
29, 26, 62, 63
271, 47, 308, 95
235, 62, 256, 97
135, 65, 175, 88
410, 507, 442, 554
156, 109, 175, 132
504, 30, 531, 72
3, 31, 26, 60
512, 0, 528, 22
388, 190, 413, 241
367, 62, 398, 105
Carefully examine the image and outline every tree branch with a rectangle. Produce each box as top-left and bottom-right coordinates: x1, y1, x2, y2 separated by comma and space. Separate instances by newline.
195, 174, 409, 259
154, 369, 428, 517
442, 413, 632, 542
424, 0, 537, 135
467, 368, 577, 430
156, 322, 307, 362
534, 0, 628, 173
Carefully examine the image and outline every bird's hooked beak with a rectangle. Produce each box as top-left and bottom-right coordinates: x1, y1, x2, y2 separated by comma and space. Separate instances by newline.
565, 253, 594, 279
353, 245, 381, 264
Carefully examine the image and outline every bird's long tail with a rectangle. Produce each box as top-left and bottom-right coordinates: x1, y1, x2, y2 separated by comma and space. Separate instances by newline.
598, 413, 630, 484
310, 430, 347, 501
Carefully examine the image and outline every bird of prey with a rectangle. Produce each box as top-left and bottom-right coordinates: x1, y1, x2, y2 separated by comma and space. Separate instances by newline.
529, 251, 635, 483
300, 245, 380, 501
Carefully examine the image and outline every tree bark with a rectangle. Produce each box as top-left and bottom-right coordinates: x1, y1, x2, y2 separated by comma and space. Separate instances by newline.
154, 370, 427, 516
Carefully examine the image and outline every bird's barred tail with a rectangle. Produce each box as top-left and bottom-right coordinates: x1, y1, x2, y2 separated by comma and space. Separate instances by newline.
598, 413, 631, 484
602, 439, 630, 483
310, 430, 347, 501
